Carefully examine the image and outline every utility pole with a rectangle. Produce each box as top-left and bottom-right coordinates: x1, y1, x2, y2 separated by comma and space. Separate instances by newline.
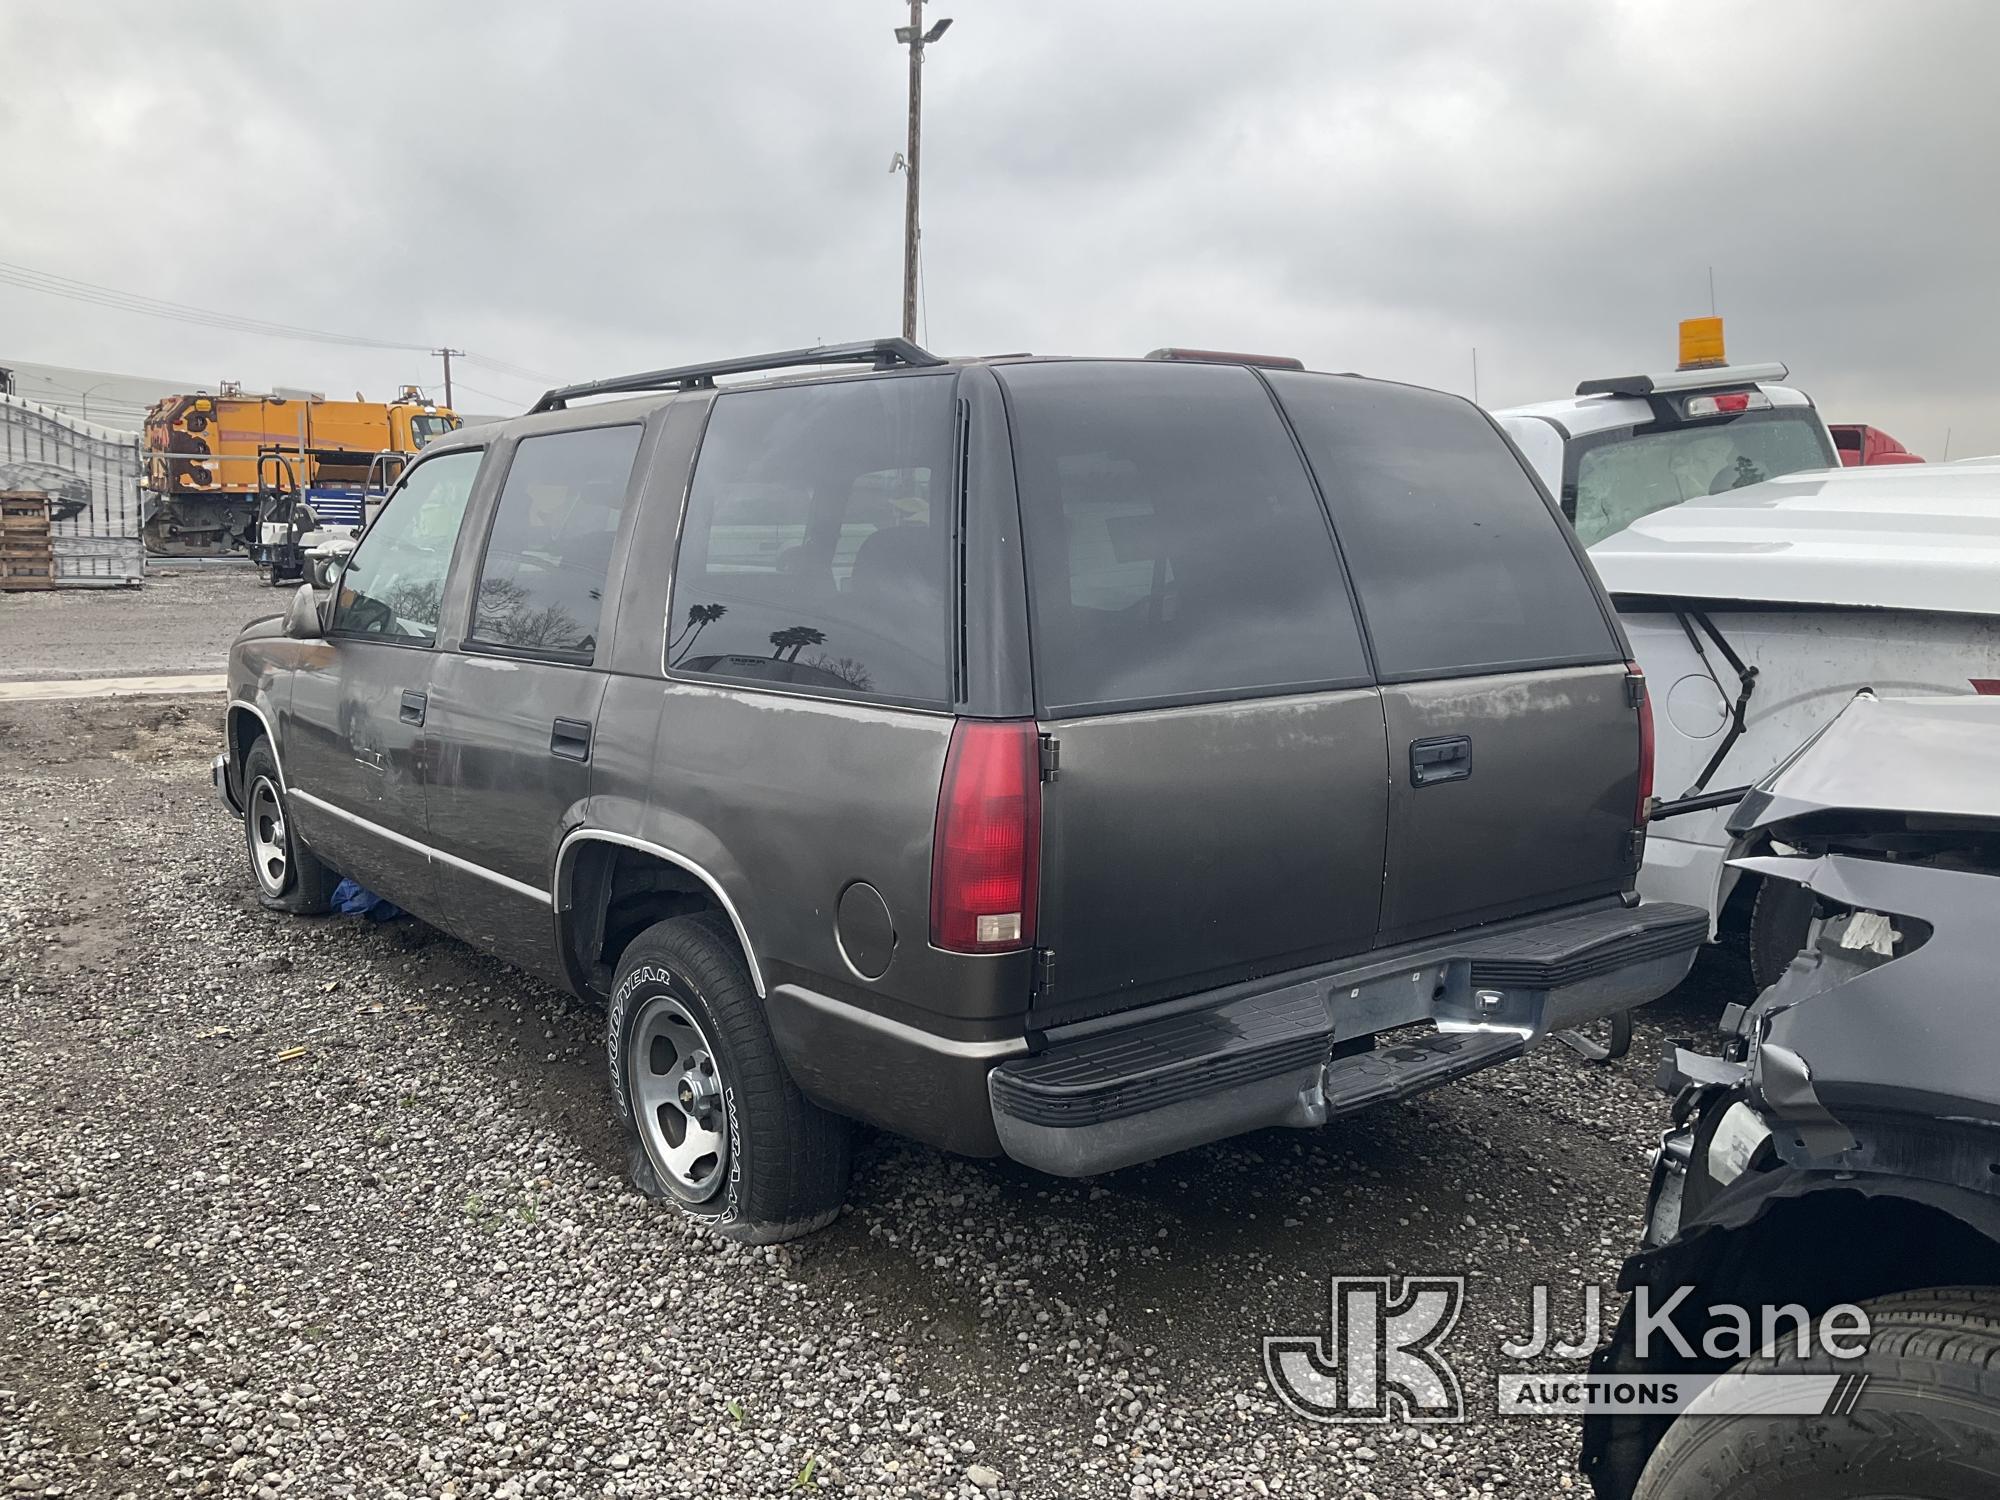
432, 347, 463, 409
893, 3, 951, 344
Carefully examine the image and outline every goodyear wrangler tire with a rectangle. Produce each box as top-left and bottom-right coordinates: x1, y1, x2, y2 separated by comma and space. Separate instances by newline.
1632, 1286, 2000, 1499
608, 912, 851, 1243
242, 737, 337, 915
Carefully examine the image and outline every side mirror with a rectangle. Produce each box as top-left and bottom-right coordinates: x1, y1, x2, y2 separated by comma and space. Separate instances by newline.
284, 583, 325, 640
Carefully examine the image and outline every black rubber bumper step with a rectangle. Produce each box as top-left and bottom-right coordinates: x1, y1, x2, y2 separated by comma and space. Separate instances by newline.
991, 980, 1329, 1129
1460, 903, 1706, 988
1316, 1029, 1525, 1115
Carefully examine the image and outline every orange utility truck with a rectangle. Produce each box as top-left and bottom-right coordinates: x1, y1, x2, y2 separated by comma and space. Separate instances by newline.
141, 384, 457, 556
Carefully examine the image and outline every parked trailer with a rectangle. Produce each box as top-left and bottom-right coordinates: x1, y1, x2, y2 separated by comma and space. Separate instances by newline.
1594, 460, 2000, 985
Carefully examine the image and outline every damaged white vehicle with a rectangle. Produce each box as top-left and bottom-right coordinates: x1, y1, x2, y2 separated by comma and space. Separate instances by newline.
1592, 460, 2000, 986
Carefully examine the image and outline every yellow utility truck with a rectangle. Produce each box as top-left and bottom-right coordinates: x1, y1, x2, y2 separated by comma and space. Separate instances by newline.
141, 385, 458, 557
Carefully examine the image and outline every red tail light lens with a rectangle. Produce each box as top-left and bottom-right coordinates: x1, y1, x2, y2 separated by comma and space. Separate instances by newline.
1628, 661, 1654, 826
931, 720, 1042, 953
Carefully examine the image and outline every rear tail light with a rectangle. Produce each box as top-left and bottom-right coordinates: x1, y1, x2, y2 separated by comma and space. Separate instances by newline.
1628, 661, 1654, 826
931, 719, 1041, 953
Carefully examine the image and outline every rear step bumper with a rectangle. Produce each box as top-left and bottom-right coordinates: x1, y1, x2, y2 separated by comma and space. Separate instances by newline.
989, 898, 1704, 1177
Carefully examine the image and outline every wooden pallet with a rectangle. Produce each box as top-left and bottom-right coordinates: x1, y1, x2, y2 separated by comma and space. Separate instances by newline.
1, 491, 55, 591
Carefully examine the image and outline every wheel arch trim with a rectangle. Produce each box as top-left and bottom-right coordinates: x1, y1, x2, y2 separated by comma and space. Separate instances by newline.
228, 698, 286, 789
552, 828, 766, 998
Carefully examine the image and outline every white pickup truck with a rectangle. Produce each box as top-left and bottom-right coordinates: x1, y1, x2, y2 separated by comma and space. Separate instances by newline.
1587, 460, 2000, 985
1495, 323, 1997, 983
1493, 348, 1838, 546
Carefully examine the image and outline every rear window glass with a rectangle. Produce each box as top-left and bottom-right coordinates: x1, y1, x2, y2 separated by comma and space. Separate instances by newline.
668, 374, 956, 705
1569, 408, 1834, 546
999, 361, 1368, 715
472, 425, 641, 659
1268, 371, 1616, 681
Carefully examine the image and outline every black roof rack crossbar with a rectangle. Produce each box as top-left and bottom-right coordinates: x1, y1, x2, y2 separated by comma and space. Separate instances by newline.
528, 338, 944, 413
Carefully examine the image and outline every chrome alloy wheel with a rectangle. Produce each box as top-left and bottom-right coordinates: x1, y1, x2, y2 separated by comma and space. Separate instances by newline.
628, 993, 729, 1203
248, 775, 289, 896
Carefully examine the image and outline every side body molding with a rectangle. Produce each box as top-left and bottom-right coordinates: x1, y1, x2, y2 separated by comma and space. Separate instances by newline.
551, 828, 768, 997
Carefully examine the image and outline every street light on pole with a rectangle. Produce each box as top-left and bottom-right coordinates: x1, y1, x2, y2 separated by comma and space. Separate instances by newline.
893, 2, 951, 344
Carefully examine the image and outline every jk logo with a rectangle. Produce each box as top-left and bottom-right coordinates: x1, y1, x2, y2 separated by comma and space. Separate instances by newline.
1264, 1276, 1466, 1423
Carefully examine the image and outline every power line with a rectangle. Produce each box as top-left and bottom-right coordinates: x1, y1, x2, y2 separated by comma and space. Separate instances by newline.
0, 257, 559, 380
0, 258, 429, 351
449, 379, 531, 409
460, 352, 564, 383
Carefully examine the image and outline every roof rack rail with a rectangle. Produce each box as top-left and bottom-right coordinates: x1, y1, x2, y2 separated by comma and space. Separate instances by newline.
528, 338, 944, 413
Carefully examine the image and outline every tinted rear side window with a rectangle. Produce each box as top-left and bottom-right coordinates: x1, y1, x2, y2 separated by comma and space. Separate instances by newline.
1268, 372, 1617, 680
999, 361, 1368, 715
669, 374, 956, 705
472, 424, 642, 658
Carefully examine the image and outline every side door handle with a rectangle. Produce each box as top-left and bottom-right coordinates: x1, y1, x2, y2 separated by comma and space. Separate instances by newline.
1409, 735, 1471, 787
399, 690, 427, 726
551, 717, 593, 762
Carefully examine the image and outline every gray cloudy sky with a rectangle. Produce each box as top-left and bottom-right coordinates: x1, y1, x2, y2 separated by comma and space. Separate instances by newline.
3, 1, 1996, 453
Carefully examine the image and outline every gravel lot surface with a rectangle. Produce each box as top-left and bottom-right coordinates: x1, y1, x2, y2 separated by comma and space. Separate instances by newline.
0, 569, 275, 681
0, 694, 1739, 1500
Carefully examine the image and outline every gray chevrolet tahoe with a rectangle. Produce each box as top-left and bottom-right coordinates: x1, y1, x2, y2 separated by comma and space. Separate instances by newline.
213, 339, 1705, 1242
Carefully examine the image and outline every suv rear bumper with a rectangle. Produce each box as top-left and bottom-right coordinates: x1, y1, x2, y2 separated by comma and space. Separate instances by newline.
768, 898, 1703, 1169
989, 898, 1705, 1177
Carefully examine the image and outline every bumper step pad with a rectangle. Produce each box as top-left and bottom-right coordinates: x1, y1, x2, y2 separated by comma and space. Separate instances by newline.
1316, 1029, 1526, 1114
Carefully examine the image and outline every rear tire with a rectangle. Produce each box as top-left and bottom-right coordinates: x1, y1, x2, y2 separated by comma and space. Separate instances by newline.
241, 738, 336, 915
1634, 1285, 2000, 1499
608, 913, 851, 1243
1748, 876, 1816, 993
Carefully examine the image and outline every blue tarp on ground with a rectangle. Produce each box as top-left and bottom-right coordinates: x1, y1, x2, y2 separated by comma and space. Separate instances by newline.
330, 877, 406, 923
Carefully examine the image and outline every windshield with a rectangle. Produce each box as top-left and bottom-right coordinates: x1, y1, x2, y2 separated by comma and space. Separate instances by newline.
1568, 407, 1835, 546
409, 413, 458, 448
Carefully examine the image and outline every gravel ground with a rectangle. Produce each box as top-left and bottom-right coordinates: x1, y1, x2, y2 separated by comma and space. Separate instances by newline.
0, 695, 1740, 1500
0, 569, 276, 681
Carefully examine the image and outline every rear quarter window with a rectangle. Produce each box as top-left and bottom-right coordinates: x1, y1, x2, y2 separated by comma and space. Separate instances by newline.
667, 374, 957, 706
1267, 372, 1618, 681
998, 361, 1370, 715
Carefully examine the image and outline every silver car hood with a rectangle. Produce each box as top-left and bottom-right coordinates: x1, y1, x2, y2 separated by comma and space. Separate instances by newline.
1728, 693, 2000, 840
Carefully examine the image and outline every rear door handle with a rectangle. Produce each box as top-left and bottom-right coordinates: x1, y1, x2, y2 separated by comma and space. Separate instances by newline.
551, 717, 593, 762
399, 690, 427, 726
1409, 735, 1471, 787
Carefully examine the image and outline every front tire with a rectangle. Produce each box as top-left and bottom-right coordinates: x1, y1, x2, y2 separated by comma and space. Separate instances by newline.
608, 913, 851, 1243
241, 737, 336, 914
1634, 1286, 2000, 1499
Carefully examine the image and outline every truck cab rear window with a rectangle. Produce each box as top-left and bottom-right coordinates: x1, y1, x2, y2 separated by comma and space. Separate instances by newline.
1568, 408, 1835, 546
999, 361, 1368, 715
1268, 372, 1618, 681
668, 375, 957, 705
